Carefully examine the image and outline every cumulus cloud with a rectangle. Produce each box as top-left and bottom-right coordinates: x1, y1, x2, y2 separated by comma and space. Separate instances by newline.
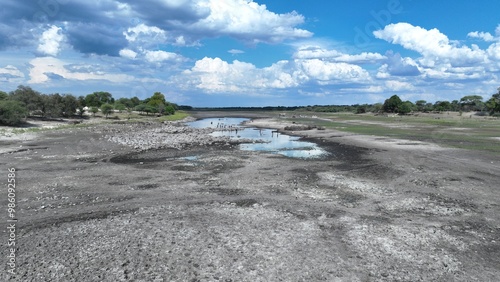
385, 80, 414, 91
2, 0, 312, 55
180, 57, 305, 93
144, 50, 185, 63
119, 49, 137, 59
28, 57, 133, 84
179, 55, 372, 94
468, 24, 500, 42
0, 65, 25, 83
37, 25, 64, 56
374, 23, 486, 67
188, 0, 312, 44
124, 24, 166, 42
467, 31, 496, 42
293, 46, 385, 64
298, 59, 371, 84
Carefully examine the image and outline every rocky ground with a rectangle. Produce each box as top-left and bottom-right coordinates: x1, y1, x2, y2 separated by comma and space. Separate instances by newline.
1, 113, 499, 281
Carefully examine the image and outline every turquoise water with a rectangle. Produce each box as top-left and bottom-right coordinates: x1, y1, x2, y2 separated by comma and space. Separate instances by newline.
187, 118, 328, 159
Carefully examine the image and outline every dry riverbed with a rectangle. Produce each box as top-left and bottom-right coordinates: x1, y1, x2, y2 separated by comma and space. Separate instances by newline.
1, 113, 499, 281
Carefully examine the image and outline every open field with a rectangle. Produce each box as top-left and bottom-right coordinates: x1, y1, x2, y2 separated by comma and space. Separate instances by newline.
281, 111, 500, 153
1, 111, 499, 281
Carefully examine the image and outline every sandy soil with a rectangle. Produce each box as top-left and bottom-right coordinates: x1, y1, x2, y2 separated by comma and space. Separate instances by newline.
1, 113, 499, 281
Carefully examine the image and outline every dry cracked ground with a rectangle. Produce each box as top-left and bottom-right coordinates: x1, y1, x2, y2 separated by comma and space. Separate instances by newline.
1, 114, 499, 281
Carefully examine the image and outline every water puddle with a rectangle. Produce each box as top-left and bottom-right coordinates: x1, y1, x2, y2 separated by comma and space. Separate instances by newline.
187, 118, 328, 159
180, 156, 198, 161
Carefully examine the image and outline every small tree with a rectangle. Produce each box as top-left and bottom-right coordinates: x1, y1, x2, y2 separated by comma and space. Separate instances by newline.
0, 100, 28, 126
383, 95, 403, 113
164, 104, 175, 115
114, 103, 126, 113
460, 95, 484, 111
100, 103, 114, 118
90, 107, 99, 117
415, 100, 426, 112
0, 91, 8, 100
485, 87, 500, 115
398, 101, 414, 114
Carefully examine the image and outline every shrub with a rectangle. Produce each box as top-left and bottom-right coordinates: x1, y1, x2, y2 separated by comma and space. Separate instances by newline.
0, 100, 28, 126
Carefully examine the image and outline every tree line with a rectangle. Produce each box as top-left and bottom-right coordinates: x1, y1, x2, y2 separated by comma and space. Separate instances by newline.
298, 87, 500, 115
0, 85, 182, 125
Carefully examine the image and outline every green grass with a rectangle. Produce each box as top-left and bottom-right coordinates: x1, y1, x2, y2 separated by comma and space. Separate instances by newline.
284, 112, 500, 153
158, 111, 190, 122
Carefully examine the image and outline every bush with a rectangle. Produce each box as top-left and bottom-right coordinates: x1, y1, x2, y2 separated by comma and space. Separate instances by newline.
100, 103, 114, 118
0, 100, 28, 126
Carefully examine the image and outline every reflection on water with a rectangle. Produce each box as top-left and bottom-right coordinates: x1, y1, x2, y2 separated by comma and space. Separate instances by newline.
187, 117, 328, 159
187, 117, 248, 129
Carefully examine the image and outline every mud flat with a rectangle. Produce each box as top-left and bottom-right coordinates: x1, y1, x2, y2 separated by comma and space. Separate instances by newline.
1, 113, 499, 281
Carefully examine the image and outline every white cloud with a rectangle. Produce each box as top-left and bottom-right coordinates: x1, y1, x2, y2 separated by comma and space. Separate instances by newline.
294, 46, 342, 59
293, 46, 385, 64
144, 50, 185, 63
468, 24, 500, 42
183, 57, 257, 92
181, 57, 303, 93
374, 23, 486, 67
28, 57, 133, 84
124, 24, 166, 42
179, 55, 373, 94
385, 80, 414, 91
228, 49, 245, 55
191, 0, 312, 43
487, 43, 500, 61
119, 48, 137, 59
467, 31, 495, 42
0, 65, 25, 83
37, 25, 64, 57
298, 59, 371, 84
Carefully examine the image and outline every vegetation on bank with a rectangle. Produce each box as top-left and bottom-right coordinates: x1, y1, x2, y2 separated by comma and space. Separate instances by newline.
193, 87, 500, 116
0, 86, 186, 126
2, 85, 500, 127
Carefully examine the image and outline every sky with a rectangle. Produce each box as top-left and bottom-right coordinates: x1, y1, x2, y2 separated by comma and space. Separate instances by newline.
1, 0, 500, 107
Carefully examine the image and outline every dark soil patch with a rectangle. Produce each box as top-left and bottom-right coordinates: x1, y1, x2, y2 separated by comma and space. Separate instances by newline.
136, 183, 160, 190
207, 188, 246, 196
232, 198, 259, 207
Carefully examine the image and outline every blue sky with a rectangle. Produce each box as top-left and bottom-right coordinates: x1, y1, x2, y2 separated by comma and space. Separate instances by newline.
1, 0, 499, 107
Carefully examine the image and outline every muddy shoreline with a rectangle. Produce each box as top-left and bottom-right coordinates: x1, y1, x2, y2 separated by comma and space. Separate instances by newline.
1, 113, 499, 281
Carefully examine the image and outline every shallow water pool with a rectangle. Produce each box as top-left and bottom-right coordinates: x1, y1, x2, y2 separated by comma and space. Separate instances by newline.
187, 117, 328, 159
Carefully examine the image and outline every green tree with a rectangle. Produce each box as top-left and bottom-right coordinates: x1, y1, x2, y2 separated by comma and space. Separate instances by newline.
433, 101, 451, 112
85, 92, 114, 107
100, 103, 114, 118
485, 87, 500, 114
116, 98, 134, 109
0, 100, 28, 126
114, 103, 126, 113
398, 101, 414, 114
90, 107, 99, 117
460, 95, 484, 111
10, 85, 43, 114
148, 92, 167, 115
164, 104, 175, 115
61, 94, 78, 117
383, 95, 403, 113
0, 91, 8, 100
415, 100, 427, 112
130, 96, 141, 107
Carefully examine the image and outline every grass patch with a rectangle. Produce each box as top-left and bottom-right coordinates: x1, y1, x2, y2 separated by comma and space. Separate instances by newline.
158, 111, 190, 122
285, 112, 500, 154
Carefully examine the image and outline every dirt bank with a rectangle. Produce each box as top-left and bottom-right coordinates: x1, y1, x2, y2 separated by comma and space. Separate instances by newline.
1, 114, 499, 281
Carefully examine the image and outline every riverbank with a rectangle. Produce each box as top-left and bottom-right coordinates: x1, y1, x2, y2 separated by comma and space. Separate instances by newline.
1, 113, 499, 281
